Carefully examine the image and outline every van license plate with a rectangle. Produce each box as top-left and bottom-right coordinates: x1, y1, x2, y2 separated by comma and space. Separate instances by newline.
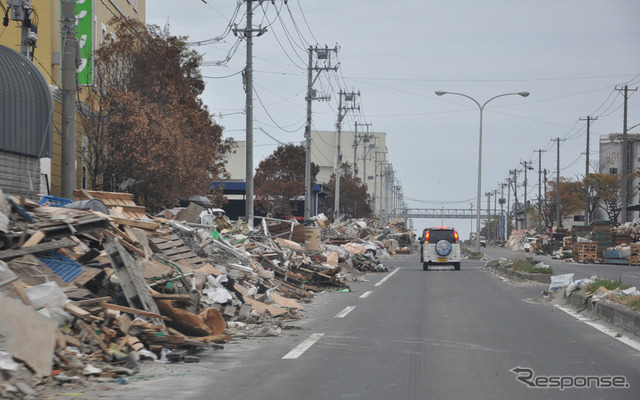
437, 258, 447, 263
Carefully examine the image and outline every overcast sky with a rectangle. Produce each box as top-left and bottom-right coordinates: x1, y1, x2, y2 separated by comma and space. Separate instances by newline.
146, 0, 640, 238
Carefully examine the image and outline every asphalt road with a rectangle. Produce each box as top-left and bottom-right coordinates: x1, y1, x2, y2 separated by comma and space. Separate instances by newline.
485, 245, 640, 289
62, 254, 640, 400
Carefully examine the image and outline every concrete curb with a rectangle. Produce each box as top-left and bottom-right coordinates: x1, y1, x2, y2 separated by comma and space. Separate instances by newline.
484, 260, 551, 284
501, 268, 551, 284
564, 291, 640, 338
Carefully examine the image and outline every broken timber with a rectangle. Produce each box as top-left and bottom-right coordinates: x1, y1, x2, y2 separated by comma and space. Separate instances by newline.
0, 237, 77, 260
104, 238, 166, 328
148, 234, 210, 269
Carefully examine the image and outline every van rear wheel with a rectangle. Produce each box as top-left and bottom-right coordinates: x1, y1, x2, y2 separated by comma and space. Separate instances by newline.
423, 263, 429, 271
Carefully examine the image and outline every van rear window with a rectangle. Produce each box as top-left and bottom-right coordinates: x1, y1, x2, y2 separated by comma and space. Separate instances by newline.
428, 230, 456, 243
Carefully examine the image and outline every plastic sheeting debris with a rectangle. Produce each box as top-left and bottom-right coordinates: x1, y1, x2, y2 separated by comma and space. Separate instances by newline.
549, 273, 574, 291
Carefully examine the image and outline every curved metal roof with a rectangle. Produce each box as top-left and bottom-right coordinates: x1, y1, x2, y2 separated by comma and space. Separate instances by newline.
0, 44, 53, 157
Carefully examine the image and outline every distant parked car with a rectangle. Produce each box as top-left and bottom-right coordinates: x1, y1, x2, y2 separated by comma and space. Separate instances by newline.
479, 236, 487, 247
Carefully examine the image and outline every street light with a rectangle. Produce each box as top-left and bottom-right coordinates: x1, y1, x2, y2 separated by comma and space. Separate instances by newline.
435, 90, 530, 251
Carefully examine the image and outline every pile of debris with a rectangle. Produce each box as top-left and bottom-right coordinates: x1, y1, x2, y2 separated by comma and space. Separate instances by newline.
0, 189, 395, 398
330, 217, 415, 257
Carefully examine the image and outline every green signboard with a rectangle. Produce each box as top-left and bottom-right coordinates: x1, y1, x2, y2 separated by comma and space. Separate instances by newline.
75, 0, 93, 85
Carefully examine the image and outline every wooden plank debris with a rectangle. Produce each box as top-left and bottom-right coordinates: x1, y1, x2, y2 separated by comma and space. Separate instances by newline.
149, 234, 210, 269
23, 230, 46, 247
104, 239, 166, 327
98, 302, 171, 321
74, 189, 148, 220
0, 237, 78, 260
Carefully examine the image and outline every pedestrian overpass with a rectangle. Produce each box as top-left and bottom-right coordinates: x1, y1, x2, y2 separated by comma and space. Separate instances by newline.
396, 208, 492, 220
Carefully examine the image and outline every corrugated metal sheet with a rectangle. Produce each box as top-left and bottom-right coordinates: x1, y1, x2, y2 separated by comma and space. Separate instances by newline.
0, 44, 53, 157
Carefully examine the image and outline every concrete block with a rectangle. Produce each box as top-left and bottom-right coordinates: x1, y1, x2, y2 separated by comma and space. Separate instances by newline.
0, 292, 57, 376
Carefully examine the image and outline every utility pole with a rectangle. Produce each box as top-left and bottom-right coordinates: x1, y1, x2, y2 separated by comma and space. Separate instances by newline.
511, 169, 519, 230
554, 138, 565, 229
535, 149, 546, 231
334, 90, 359, 220
544, 169, 548, 199
233, 1, 267, 229
373, 152, 387, 217
61, 0, 78, 199
493, 189, 498, 240
499, 183, 506, 240
304, 45, 337, 220
506, 177, 512, 238
6, 0, 34, 58
469, 203, 474, 236
363, 133, 375, 193
485, 191, 491, 239
521, 161, 533, 229
580, 116, 597, 225
373, 151, 379, 214
352, 122, 372, 179
616, 85, 638, 223
353, 122, 359, 178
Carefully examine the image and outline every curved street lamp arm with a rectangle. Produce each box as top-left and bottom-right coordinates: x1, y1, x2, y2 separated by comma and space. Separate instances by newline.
482, 92, 530, 110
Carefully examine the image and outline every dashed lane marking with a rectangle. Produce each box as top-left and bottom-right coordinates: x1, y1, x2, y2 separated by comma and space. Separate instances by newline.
359, 291, 373, 299
553, 305, 640, 352
282, 333, 325, 359
374, 268, 400, 287
335, 306, 356, 318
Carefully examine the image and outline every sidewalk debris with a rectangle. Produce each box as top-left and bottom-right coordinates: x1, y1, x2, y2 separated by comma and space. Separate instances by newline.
0, 189, 406, 398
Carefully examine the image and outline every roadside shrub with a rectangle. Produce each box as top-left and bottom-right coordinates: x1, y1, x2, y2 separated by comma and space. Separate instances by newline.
583, 278, 630, 293
512, 258, 553, 274
613, 296, 640, 311
461, 247, 482, 258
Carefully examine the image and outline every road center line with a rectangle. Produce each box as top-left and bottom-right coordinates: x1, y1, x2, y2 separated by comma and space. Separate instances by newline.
553, 305, 640, 352
335, 306, 356, 318
282, 333, 325, 359
375, 267, 400, 287
359, 291, 372, 299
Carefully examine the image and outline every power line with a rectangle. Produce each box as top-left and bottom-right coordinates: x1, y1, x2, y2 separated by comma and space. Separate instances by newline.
253, 85, 303, 133
185, 2, 242, 46
292, 0, 318, 44
202, 69, 244, 79
257, 126, 286, 145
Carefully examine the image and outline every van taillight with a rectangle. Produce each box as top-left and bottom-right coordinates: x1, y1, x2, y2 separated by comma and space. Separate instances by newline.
425, 231, 430, 242
453, 231, 459, 242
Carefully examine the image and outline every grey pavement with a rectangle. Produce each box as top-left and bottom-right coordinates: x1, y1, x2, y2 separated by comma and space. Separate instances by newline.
61, 254, 640, 400
483, 245, 640, 289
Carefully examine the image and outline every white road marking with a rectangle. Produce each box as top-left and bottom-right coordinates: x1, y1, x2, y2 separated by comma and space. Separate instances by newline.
359, 291, 373, 299
282, 333, 325, 359
624, 275, 639, 279
553, 305, 640, 352
375, 268, 400, 287
335, 306, 356, 318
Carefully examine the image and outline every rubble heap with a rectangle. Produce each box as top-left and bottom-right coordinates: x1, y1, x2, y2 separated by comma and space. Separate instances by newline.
0, 190, 400, 398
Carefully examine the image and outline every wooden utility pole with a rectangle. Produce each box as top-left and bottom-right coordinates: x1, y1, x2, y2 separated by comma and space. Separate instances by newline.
304, 45, 336, 219
580, 116, 597, 225
334, 90, 359, 220
616, 85, 638, 223
554, 138, 565, 228
535, 149, 546, 231
233, 1, 268, 228
61, 0, 77, 199
521, 161, 533, 229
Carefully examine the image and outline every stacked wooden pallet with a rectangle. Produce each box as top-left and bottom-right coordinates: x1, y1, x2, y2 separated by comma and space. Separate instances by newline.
576, 243, 598, 263
629, 243, 640, 266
